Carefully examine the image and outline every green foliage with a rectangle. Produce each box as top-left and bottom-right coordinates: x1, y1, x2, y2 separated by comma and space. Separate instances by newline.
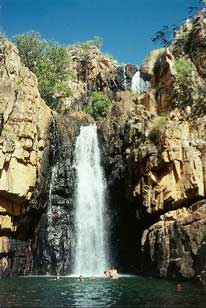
68, 36, 104, 53
172, 58, 194, 108
0, 34, 13, 53
153, 1, 206, 47
174, 57, 193, 85
86, 91, 110, 121
82, 36, 103, 49
152, 26, 171, 47
13, 32, 47, 70
148, 116, 168, 144
152, 24, 182, 48
13, 32, 71, 108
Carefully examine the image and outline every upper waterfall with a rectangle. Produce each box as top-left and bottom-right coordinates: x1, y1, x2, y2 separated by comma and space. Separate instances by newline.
131, 70, 150, 94
73, 124, 109, 276
123, 65, 127, 90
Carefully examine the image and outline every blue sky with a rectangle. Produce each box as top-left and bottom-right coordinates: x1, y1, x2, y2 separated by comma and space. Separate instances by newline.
0, 0, 201, 65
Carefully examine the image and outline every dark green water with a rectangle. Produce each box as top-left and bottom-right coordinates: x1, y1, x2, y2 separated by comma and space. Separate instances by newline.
0, 276, 205, 308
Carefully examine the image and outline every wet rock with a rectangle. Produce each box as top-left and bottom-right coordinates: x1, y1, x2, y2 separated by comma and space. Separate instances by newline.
116, 65, 137, 90
141, 201, 206, 278
33, 112, 94, 275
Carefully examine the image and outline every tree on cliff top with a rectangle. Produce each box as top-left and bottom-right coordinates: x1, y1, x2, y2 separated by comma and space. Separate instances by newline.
13, 32, 71, 108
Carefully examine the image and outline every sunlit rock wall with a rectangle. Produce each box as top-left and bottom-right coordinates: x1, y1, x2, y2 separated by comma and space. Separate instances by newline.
0, 37, 51, 276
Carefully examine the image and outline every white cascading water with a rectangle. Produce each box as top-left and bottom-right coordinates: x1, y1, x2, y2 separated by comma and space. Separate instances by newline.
73, 124, 109, 276
123, 65, 127, 90
131, 69, 150, 94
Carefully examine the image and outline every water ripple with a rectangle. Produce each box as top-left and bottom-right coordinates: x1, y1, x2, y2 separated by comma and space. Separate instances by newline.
0, 276, 205, 308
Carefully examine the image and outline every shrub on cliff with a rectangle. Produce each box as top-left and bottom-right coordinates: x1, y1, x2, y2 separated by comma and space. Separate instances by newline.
0, 34, 13, 53
173, 57, 194, 107
148, 115, 168, 144
86, 91, 110, 121
81, 36, 103, 49
174, 57, 193, 85
13, 32, 71, 108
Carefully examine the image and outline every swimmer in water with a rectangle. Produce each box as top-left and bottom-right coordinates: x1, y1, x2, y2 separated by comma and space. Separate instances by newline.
104, 270, 110, 278
78, 275, 83, 281
111, 268, 118, 279
176, 283, 183, 292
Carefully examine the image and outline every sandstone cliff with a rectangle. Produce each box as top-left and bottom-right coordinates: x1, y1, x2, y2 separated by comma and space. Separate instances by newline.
55, 44, 117, 113
100, 10, 206, 283
0, 36, 97, 276
0, 36, 52, 275
55, 43, 137, 113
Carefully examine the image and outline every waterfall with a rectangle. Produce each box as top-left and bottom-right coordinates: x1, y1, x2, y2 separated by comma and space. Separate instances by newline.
123, 65, 127, 90
131, 70, 150, 94
73, 124, 109, 276
47, 117, 59, 226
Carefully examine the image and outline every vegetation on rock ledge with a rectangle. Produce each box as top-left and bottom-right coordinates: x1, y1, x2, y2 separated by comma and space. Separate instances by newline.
173, 57, 195, 108
174, 57, 193, 85
148, 115, 168, 144
86, 91, 111, 121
